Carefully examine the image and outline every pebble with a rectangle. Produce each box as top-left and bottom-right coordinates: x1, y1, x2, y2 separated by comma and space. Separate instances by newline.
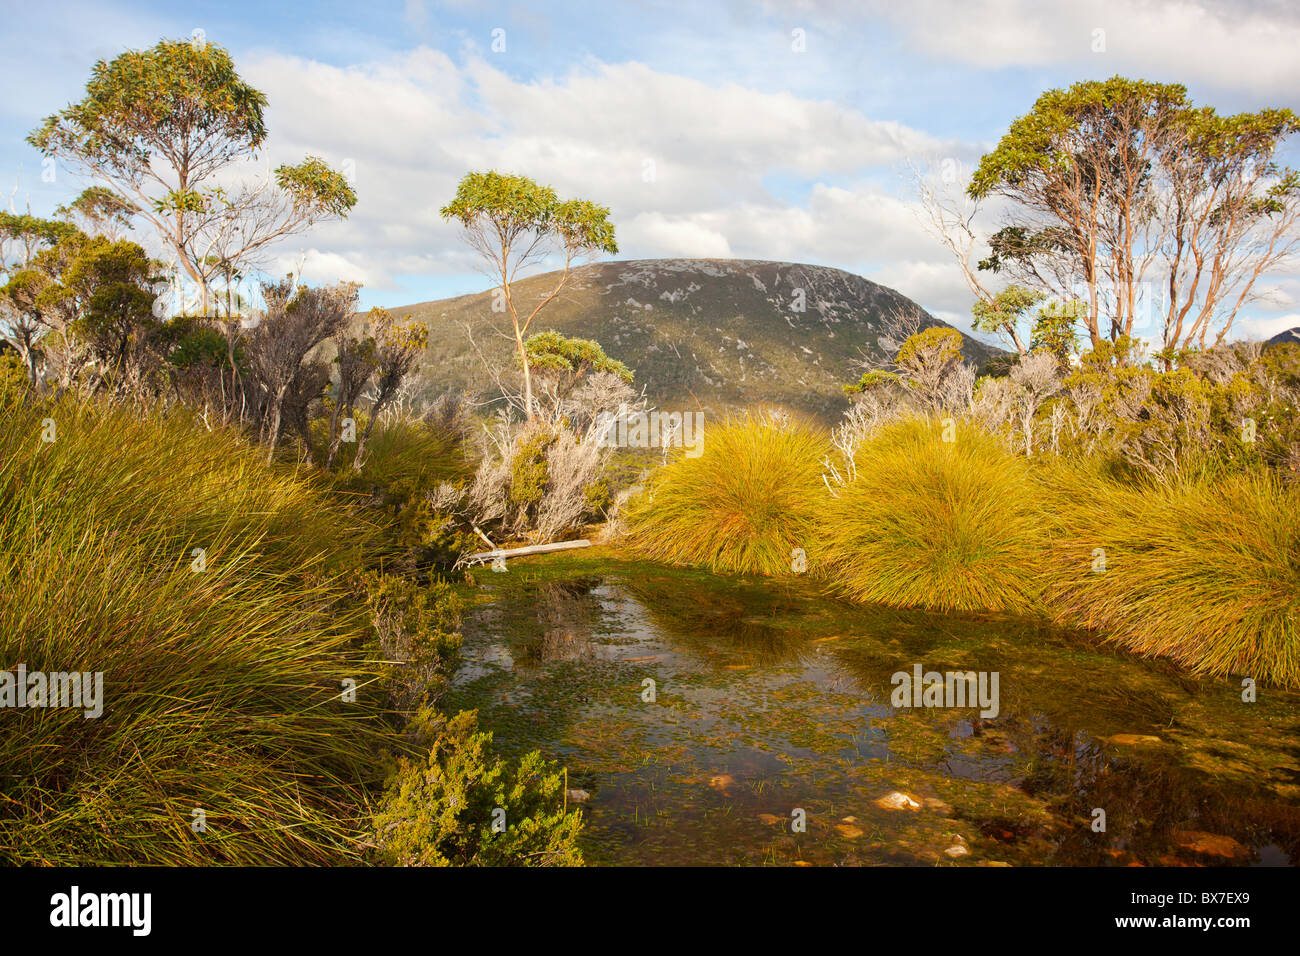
1171, 830, 1249, 860
874, 791, 922, 811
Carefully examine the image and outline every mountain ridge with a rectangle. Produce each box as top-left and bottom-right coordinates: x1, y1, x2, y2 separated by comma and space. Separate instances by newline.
392, 257, 1001, 422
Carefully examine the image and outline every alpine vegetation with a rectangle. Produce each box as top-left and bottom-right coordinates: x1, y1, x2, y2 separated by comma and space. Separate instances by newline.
622, 413, 830, 576
816, 417, 1045, 613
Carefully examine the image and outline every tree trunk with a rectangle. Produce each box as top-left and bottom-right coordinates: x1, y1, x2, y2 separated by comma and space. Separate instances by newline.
518, 329, 534, 421
462, 539, 592, 566
352, 395, 387, 473
265, 386, 286, 466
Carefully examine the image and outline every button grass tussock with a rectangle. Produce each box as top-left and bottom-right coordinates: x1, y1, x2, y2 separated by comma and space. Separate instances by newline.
622, 413, 830, 577
814, 417, 1046, 614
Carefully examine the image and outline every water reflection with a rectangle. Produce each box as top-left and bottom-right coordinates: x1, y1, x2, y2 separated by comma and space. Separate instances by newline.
451, 565, 1300, 866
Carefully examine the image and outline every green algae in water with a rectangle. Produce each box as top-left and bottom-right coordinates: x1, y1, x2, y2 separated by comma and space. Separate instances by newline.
446, 550, 1300, 867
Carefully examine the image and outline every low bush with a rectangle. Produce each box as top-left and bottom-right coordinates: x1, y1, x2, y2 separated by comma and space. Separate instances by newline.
370, 709, 583, 867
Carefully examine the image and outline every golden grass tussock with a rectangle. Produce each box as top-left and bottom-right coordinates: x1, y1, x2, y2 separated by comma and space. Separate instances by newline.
1041, 462, 1300, 688
623, 413, 830, 576
815, 417, 1045, 613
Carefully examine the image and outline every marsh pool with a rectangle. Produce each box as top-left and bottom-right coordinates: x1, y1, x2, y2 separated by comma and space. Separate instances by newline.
447, 550, 1300, 866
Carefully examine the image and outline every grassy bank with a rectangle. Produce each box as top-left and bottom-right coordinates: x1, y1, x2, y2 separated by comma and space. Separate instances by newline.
621, 412, 1299, 687
0, 384, 382, 864
0, 382, 580, 865
1042, 464, 1300, 687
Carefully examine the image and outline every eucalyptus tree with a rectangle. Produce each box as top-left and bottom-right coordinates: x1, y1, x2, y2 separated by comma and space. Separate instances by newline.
966, 77, 1300, 354
28, 38, 356, 318
441, 171, 617, 420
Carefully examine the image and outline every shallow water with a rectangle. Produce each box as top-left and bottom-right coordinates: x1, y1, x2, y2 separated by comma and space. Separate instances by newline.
447, 552, 1300, 866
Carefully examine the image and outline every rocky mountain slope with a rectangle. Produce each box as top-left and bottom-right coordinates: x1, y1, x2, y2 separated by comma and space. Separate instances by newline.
394, 258, 1000, 422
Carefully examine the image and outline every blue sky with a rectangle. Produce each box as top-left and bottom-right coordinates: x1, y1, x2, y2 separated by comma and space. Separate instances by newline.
3, 0, 1299, 340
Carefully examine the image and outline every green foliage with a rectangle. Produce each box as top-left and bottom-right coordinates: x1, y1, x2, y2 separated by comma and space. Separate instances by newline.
815, 418, 1045, 612
1030, 299, 1082, 368
440, 171, 617, 256
1041, 464, 1300, 687
0, 212, 80, 272
969, 77, 1190, 194
276, 155, 358, 217
509, 426, 556, 508
524, 330, 633, 388
55, 186, 138, 235
162, 315, 238, 370
895, 326, 963, 368
371, 709, 583, 867
27, 38, 268, 173
843, 370, 902, 395
970, 284, 1044, 342
624, 414, 830, 576
0, 386, 384, 864
61, 236, 162, 364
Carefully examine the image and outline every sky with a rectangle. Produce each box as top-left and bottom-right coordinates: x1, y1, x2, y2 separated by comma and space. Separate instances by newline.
2, 0, 1299, 342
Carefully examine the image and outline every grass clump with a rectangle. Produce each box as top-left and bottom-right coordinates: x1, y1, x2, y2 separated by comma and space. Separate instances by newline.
1041, 465, 1300, 687
622, 413, 830, 575
816, 417, 1044, 612
0, 386, 384, 865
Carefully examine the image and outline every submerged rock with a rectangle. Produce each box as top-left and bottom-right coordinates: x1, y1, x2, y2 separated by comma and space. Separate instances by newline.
1104, 734, 1164, 746
874, 791, 922, 811
835, 823, 865, 839
1171, 830, 1249, 861
565, 789, 591, 803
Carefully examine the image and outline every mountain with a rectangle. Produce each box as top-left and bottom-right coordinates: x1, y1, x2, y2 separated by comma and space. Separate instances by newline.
1267, 327, 1300, 349
394, 258, 1001, 423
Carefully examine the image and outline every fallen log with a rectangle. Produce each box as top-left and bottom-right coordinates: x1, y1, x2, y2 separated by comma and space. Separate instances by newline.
461, 539, 593, 567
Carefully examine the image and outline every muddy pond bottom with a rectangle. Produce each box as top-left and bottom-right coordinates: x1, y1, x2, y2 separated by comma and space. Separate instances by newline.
447, 552, 1300, 866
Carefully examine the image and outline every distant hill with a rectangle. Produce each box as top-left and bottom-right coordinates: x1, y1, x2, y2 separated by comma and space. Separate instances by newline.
391, 258, 1001, 423
1267, 327, 1300, 349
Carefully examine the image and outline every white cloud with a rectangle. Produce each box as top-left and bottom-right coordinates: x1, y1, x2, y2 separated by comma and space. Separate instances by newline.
841, 0, 1300, 98
1238, 312, 1300, 341
237, 46, 958, 303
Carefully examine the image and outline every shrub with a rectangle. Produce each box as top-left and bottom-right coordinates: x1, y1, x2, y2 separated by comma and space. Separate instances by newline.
622, 413, 829, 575
370, 709, 583, 867
1041, 465, 1300, 687
331, 416, 473, 573
0, 386, 383, 864
361, 572, 464, 716
816, 417, 1044, 612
